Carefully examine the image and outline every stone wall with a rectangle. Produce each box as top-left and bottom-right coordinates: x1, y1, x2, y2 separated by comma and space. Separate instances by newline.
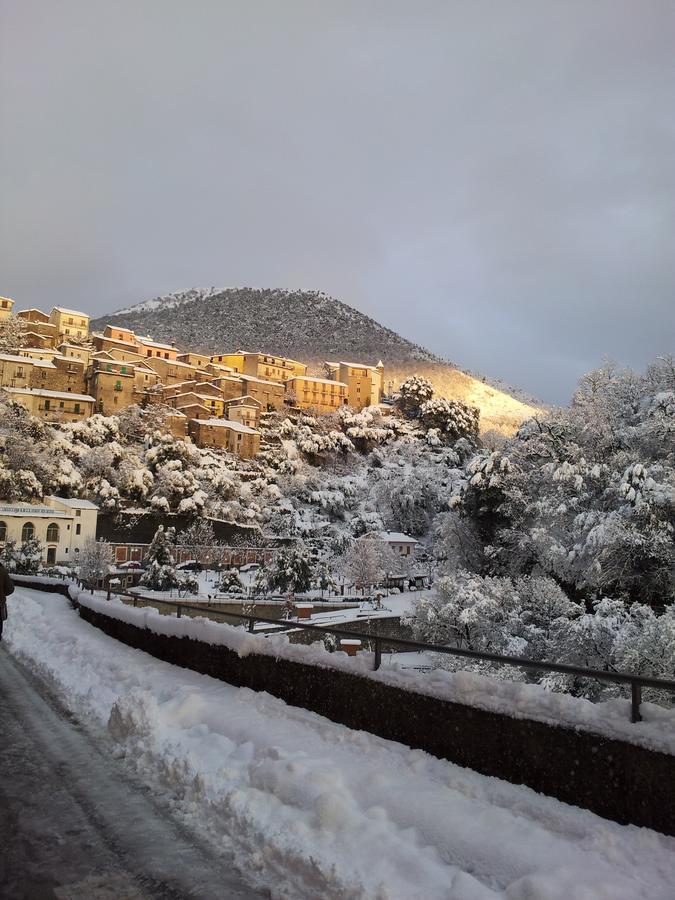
77, 600, 675, 836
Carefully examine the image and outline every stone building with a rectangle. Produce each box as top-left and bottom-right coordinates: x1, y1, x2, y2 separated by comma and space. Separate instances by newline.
242, 352, 307, 383
224, 395, 262, 428
0, 496, 99, 565
85, 359, 135, 414
285, 375, 349, 413
3, 386, 95, 422
0, 296, 14, 320
49, 307, 90, 342
188, 418, 260, 458
325, 361, 384, 410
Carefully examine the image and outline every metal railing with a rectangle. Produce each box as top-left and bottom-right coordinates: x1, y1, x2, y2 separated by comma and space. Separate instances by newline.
96, 588, 675, 724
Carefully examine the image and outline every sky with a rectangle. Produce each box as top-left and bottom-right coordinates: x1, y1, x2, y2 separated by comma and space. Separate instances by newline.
1, 1, 673, 404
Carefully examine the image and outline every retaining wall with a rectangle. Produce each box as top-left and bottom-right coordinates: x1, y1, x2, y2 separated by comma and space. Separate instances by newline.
76, 600, 675, 836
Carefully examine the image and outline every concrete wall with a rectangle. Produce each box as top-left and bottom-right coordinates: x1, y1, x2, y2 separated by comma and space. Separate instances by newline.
74, 600, 675, 836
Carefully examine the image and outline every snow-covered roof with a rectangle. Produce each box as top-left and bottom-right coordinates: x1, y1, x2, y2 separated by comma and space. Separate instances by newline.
194, 418, 258, 434
139, 338, 176, 351
0, 352, 36, 364
288, 375, 349, 387
238, 374, 282, 388
223, 395, 263, 407
377, 531, 419, 544
339, 361, 379, 372
51, 306, 90, 318
93, 334, 140, 349
3, 387, 95, 402
48, 496, 99, 510
31, 359, 57, 369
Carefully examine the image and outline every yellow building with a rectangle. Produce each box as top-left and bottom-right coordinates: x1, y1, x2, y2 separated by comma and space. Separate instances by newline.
0, 352, 35, 388
177, 351, 211, 369
242, 352, 307, 383
237, 374, 286, 410
102, 324, 138, 344
58, 343, 93, 366
143, 356, 199, 386
0, 296, 14, 320
224, 395, 262, 429
188, 418, 260, 458
0, 496, 99, 566
174, 391, 225, 419
210, 352, 246, 373
3, 386, 95, 422
325, 361, 384, 410
285, 375, 349, 413
16, 309, 58, 347
49, 307, 90, 342
85, 359, 136, 414
138, 337, 178, 361
133, 361, 162, 395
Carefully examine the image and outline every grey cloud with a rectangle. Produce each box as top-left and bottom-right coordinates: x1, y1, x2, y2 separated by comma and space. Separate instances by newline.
1, 0, 673, 403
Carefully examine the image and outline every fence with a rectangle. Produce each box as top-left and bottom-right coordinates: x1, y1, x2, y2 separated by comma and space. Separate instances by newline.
105, 588, 675, 723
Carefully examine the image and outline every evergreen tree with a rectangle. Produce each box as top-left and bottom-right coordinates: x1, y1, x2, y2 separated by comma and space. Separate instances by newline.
219, 568, 245, 594
140, 526, 179, 592
267, 546, 314, 594
395, 375, 434, 418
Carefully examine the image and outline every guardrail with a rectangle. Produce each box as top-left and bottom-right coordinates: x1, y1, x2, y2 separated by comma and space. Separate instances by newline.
94, 587, 675, 724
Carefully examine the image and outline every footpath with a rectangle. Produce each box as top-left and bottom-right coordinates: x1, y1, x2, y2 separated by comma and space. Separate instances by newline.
0, 647, 261, 900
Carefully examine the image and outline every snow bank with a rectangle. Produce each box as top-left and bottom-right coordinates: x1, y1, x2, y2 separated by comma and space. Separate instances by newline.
6, 587, 675, 900
13, 574, 72, 587
73, 588, 675, 756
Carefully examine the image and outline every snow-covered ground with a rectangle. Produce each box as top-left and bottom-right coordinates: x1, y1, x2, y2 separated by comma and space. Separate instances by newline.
5, 587, 675, 899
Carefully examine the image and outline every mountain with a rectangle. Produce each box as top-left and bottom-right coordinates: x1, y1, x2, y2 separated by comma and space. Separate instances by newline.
96, 287, 439, 364
92, 287, 542, 433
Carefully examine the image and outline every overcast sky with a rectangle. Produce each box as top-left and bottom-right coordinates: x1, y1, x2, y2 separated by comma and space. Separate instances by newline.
1, 1, 673, 403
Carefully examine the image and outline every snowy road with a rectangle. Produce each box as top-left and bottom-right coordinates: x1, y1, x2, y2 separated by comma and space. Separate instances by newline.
0, 647, 260, 900
4, 587, 675, 899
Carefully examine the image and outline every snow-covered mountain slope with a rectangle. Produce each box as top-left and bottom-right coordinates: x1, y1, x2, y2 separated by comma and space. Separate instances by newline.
93, 287, 542, 433
96, 287, 439, 364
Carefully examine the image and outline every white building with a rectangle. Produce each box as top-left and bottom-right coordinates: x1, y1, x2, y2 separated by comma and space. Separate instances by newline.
0, 496, 99, 566
375, 531, 419, 557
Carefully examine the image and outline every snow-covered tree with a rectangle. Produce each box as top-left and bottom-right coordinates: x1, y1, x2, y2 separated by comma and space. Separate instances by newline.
139, 526, 179, 592
78, 539, 115, 589
0, 315, 28, 353
395, 375, 434, 418
0, 538, 43, 575
419, 397, 480, 443
338, 537, 389, 590
265, 546, 314, 594
219, 568, 245, 594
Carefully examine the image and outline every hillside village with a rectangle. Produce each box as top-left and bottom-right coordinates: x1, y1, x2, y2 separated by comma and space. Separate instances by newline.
0, 292, 672, 698
0, 296, 390, 460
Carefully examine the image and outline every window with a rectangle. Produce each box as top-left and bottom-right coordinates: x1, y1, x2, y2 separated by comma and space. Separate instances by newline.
120, 366, 126, 374
59, 401, 64, 408
44, 399, 50, 410
21, 522, 34, 542
0, 521, 6, 541
106, 363, 113, 371
114, 380, 122, 391
46, 523, 60, 542
76, 523, 81, 535
74, 403, 80, 414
